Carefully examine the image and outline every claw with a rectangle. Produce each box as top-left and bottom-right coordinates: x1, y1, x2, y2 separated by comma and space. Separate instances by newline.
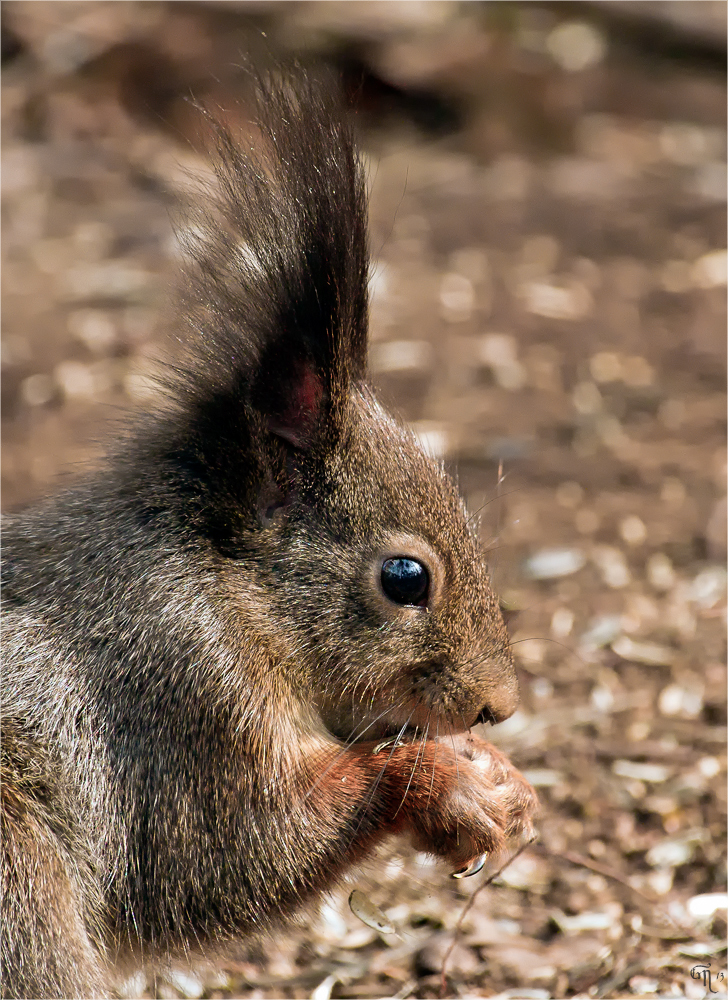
373, 737, 407, 754
451, 853, 487, 879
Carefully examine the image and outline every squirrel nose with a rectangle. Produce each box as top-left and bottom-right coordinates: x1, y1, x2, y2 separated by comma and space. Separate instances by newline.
475, 700, 515, 725
474, 675, 520, 726
475, 706, 498, 726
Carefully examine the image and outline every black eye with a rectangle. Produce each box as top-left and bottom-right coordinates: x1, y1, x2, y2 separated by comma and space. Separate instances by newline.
380, 558, 429, 607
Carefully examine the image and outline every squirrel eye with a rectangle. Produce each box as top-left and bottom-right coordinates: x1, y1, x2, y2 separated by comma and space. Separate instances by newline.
380, 558, 429, 607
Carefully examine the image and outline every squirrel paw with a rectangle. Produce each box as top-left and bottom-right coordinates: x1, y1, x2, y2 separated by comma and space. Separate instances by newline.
408, 733, 538, 870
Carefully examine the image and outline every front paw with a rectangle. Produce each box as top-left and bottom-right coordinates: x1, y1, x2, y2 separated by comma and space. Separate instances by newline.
409, 734, 538, 869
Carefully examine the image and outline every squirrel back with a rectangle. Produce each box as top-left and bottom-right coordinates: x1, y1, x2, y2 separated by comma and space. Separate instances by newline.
1, 68, 536, 999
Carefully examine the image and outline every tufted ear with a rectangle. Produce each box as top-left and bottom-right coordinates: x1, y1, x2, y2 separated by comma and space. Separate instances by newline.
260, 356, 324, 450
251, 329, 339, 452
169, 69, 370, 538
215, 72, 369, 453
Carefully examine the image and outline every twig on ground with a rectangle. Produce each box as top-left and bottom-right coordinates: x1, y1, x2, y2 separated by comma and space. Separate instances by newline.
439, 836, 537, 999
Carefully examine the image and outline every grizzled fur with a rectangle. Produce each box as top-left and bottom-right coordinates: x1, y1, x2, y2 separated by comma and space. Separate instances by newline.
1, 70, 537, 999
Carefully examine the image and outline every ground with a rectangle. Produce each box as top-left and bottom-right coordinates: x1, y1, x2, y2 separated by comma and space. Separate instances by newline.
2, 3, 726, 999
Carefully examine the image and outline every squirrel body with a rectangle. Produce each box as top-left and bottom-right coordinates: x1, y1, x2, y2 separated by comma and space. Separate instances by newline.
1, 70, 537, 999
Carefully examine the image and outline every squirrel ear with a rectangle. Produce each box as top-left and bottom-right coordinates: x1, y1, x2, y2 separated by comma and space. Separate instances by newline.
179, 71, 369, 453
252, 338, 327, 450
250, 274, 365, 452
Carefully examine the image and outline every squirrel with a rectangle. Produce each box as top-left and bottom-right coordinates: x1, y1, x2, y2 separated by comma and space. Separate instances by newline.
0, 68, 538, 999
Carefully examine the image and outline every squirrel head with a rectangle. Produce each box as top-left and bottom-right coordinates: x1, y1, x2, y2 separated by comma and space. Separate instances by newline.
274, 389, 519, 740
155, 67, 518, 743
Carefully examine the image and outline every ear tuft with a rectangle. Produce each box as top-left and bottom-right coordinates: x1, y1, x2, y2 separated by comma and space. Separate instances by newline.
151, 67, 370, 546
175, 66, 368, 456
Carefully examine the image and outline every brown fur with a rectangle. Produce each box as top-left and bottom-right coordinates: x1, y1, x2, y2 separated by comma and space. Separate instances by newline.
1, 68, 537, 999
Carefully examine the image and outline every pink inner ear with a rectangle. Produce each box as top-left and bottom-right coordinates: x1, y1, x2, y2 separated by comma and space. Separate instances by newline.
267, 365, 323, 449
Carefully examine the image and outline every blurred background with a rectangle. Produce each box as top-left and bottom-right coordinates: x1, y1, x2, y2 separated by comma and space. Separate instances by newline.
2, 3, 726, 998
